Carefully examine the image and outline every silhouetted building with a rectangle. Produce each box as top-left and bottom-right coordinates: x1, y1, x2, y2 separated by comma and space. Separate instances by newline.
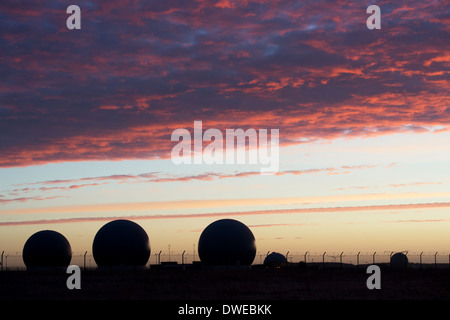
92, 219, 150, 268
22, 230, 72, 270
198, 219, 256, 266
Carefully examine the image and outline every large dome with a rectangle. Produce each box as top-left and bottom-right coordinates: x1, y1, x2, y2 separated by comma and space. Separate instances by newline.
22, 230, 72, 269
92, 219, 150, 267
198, 219, 256, 266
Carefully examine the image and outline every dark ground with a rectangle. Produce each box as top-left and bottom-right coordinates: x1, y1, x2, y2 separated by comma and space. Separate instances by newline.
1, 264, 449, 300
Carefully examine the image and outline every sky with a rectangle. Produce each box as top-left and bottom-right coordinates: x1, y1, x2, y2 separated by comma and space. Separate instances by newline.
1, 0, 449, 264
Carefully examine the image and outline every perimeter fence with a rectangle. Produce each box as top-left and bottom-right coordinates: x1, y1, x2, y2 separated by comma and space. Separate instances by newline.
1, 250, 449, 271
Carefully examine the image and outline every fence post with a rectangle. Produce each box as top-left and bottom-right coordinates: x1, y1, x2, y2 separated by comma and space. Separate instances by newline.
304, 251, 308, 264
322, 252, 326, 268
1, 251, 3, 271
420, 252, 423, 270
357, 252, 360, 267
340, 252, 344, 269
83, 251, 87, 270
372, 251, 376, 265
434, 252, 438, 269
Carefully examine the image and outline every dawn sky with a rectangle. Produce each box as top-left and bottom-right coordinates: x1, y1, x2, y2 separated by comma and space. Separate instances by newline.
1, 0, 449, 263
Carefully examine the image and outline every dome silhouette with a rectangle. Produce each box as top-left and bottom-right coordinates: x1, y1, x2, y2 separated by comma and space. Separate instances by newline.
92, 219, 150, 267
264, 252, 287, 267
22, 230, 72, 269
198, 219, 256, 266
390, 252, 408, 271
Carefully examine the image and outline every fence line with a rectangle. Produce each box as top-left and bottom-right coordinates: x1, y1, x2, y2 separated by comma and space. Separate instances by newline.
1, 250, 450, 271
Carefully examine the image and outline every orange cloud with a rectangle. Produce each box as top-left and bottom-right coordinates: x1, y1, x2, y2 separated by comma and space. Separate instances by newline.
1, 201, 450, 227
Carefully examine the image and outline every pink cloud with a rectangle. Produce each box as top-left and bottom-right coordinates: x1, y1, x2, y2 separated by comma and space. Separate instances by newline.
0, 0, 448, 167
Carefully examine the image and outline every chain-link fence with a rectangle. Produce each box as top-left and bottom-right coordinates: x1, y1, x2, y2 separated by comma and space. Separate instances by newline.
0, 251, 201, 270
1, 250, 449, 270
285, 251, 449, 265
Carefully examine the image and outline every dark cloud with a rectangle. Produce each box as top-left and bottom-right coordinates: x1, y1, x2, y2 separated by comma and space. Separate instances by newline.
0, 0, 448, 167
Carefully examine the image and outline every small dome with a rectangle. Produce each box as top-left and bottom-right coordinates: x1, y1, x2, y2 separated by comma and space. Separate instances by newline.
264, 252, 287, 266
92, 219, 150, 267
22, 230, 72, 269
390, 252, 408, 271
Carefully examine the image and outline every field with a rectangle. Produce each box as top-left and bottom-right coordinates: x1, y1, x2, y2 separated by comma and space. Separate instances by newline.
1, 263, 449, 300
